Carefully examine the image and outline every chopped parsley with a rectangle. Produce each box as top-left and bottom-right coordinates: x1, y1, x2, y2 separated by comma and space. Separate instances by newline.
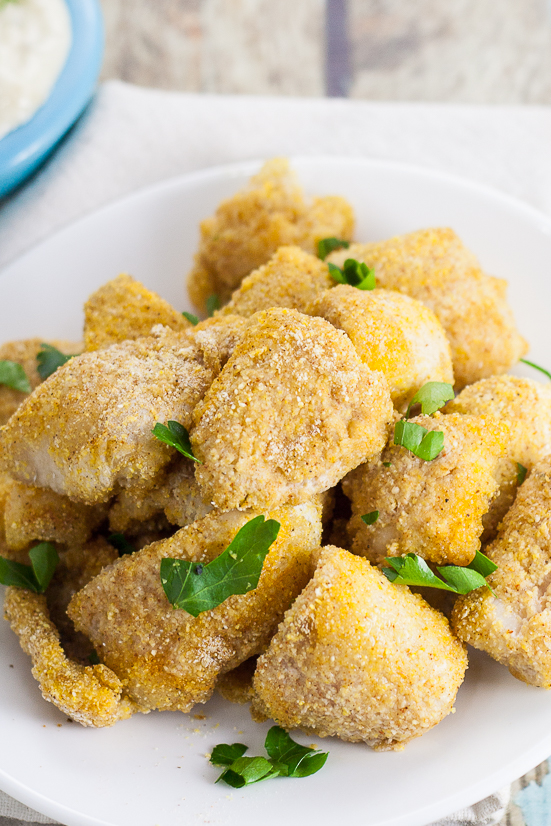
516, 462, 528, 485
394, 420, 444, 461
317, 237, 350, 260
328, 258, 376, 290
36, 344, 76, 380
406, 382, 454, 418
206, 294, 221, 317
0, 543, 59, 593
361, 511, 379, 525
108, 533, 137, 556
0, 361, 31, 394
383, 550, 497, 595
152, 421, 201, 463
160, 515, 280, 616
182, 311, 199, 325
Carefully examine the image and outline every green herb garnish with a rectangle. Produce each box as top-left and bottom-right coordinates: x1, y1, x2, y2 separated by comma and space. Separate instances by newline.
406, 382, 454, 417
152, 421, 201, 463
88, 649, 101, 665
182, 311, 199, 325
0, 360, 31, 394
383, 550, 497, 595
361, 511, 379, 525
383, 461, 392, 467
0, 543, 59, 593
328, 258, 376, 290
317, 237, 350, 260
36, 344, 76, 380
160, 514, 280, 617
211, 726, 328, 787
394, 420, 444, 461
521, 358, 551, 382
206, 294, 221, 317
108, 533, 136, 556
516, 462, 528, 485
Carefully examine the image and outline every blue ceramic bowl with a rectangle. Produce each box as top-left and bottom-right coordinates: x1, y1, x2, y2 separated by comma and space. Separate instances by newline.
0, 0, 104, 198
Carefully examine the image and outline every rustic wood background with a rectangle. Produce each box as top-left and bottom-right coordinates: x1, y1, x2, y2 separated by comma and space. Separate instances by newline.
99, 0, 551, 103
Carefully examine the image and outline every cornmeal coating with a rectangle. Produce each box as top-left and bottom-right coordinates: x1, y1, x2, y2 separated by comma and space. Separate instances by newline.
216, 657, 258, 705
191, 308, 394, 511
252, 546, 467, 750
0, 338, 81, 426
4, 480, 107, 553
344, 413, 508, 566
218, 246, 332, 318
452, 455, 551, 687
187, 158, 354, 310
0, 327, 219, 504
0, 472, 12, 557
68, 502, 322, 713
4, 587, 137, 726
328, 228, 527, 388
83, 274, 190, 352
312, 285, 454, 411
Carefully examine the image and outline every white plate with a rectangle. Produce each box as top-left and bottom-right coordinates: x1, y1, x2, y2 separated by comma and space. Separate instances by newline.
1, 157, 551, 826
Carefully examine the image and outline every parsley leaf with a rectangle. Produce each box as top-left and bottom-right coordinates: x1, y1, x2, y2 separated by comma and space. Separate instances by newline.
210, 743, 249, 767
0, 542, 59, 593
0, 361, 31, 394
36, 344, 76, 380
383, 461, 392, 467
521, 358, 551, 382
328, 258, 376, 290
182, 311, 199, 325
317, 237, 350, 260
383, 552, 495, 595
516, 462, 528, 485
394, 420, 444, 461
406, 382, 454, 417
88, 650, 101, 665
361, 511, 379, 525
206, 294, 221, 317
264, 726, 328, 778
152, 421, 201, 463
160, 514, 280, 616
108, 533, 136, 556
217, 756, 279, 788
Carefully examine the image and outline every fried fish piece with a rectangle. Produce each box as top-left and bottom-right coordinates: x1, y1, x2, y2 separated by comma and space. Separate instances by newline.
83, 274, 190, 351
191, 308, 394, 511
68, 502, 322, 713
187, 158, 354, 310
218, 246, 333, 318
252, 546, 467, 750
4, 587, 137, 726
216, 657, 258, 705
0, 338, 81, 426
3, 481, 107, 553
0, 327, 220, 504
312, 285, 454, 411
452, 455, 551, 687
0, 472, 12, 557
328, 228, 527, 389
344, 413, 508, 566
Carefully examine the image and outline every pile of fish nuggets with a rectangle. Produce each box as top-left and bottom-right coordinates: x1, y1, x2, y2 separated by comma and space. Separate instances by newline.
1, 158, 550, 753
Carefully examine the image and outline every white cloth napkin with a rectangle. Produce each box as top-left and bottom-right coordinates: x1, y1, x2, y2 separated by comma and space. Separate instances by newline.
0, 80, 545, 825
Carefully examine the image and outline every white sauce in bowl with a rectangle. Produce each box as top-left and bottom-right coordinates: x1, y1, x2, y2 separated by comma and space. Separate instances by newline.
0, 0, 72, 141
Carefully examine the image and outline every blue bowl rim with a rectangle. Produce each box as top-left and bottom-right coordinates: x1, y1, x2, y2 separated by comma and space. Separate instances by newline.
0, 0, 104, 196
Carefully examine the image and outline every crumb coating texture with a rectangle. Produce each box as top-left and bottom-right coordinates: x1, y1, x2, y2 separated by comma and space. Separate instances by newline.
191, 308, 394, 511
68, 502, 322, 713
312, 285, 453, 411
187, 158, 354, 310
252, 546, 467, 750
344, 413, 508, 566
452, 455, 551, 687
328, 228, 527, 389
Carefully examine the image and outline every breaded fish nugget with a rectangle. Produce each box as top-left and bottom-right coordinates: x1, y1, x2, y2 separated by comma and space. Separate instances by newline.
4, 587, 137, 726
252, 546, 467, 750
192, 308, 394, 511
84, 274, 190, 351
344, 413, 508, 566
0, 338, 81, 426
187, 158, 354, 310
328, 228, 527, 388
0, 327, 219, 504
218, 246, 332, 318
0, 472, 12, 557
4, 481, 107, 553
312, 285, 453, 410
68, 503, 322, 713
452, 455, 551, 687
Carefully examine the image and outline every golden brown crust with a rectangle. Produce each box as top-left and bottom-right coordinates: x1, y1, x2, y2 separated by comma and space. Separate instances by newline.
252, 546, 467, 750
328, 228, 527, 388
191, 308, 394, 511
83, 274, 190, 351
344, 413, 509, 566
312, 285, 454, 411
216, 657, 258, 705
187, 158, 354, 310
68, 502, 322, 713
